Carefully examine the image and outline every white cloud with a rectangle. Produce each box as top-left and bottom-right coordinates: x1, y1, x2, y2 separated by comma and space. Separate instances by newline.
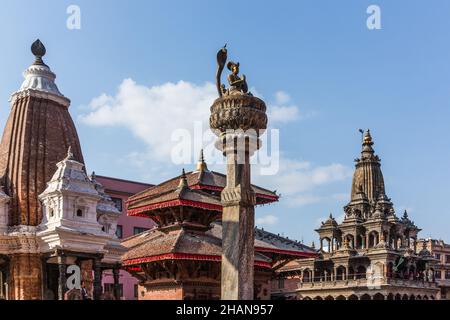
268, 91, 300, 123
80, 79, 216, 162
275, 91, 291, 105
269, 106, 300, 123
253, 157, 352, 208
256, 215, 279, 226
267, 90, 315, 124
80, 81, 309, 168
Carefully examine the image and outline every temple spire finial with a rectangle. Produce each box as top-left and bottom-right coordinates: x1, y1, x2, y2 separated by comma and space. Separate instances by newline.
31, 39, 46, 65
363, 129, 373, 146
177, 168, 189, 190
196, 149, 208, 172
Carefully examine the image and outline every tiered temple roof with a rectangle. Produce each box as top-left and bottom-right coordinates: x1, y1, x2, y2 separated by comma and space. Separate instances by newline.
121, 154, 316, 276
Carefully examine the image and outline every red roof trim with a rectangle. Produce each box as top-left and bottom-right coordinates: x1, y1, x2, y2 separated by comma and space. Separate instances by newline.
255, 247, 318, 258
123, 253, 271, 269
123, 253, 221, 266
128, 199, 222, 216
190, 184, 223, 191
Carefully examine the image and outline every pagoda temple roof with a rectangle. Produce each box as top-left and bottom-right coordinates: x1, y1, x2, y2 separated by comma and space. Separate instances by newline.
127, 181, 223, 217
121, 222, 316, 268
127, 169, 278, 214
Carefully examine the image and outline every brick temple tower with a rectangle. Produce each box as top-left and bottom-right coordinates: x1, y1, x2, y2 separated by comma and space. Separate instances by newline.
0, 40, 122, 300
0, 40, 83, 299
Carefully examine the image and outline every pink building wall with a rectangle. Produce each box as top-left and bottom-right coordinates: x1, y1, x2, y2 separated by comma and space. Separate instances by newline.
96, 175, 155, 300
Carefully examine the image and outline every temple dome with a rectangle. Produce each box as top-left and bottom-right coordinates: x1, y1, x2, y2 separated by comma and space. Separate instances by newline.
20, 63, 62, 96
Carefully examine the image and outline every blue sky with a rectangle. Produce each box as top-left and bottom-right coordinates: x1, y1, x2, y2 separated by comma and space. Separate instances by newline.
1, 0, 450, 244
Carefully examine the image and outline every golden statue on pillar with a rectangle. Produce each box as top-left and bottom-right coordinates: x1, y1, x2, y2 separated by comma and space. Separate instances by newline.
210, 46, 268, 300
216, 45, 249, 97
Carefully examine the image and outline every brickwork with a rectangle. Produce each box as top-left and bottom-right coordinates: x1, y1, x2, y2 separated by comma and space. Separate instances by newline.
0, 95, 83, 226
8, 253, 42, 300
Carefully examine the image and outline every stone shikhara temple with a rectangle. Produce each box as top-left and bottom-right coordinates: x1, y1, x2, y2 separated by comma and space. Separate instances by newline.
275, 131, 439, 300
0, 40, 125, 300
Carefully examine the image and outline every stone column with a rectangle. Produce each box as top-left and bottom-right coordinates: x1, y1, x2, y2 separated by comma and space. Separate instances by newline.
57, 254, 67, 300
220, 134, 256, 300
113, 265, 121, 300
9, 253, 42, 300
93, 257, 103, 300
210, 92, 267, 300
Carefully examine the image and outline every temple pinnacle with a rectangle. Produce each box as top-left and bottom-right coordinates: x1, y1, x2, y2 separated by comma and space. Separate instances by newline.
177, 168, 189, 189
196, 149, 208, 172
31, 39, 46, 65
363, 129, 373, 146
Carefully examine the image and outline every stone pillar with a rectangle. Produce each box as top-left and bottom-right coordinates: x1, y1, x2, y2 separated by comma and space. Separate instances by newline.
57, 254, 67, 300
210, 91, 267, 300
220, 136, 256, 300
9, 253, 42, 300
113, 265, 121, 300
93, 257, 103, 300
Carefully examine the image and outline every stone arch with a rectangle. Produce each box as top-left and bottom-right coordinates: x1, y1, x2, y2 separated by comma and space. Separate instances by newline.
410, 295, 416, 300
430, 295, 435, 300
321, 237, 332, 253
336, 265, 346, 281
416, 295, 422, 300
387, 293, 394, 300
348, 294, 358, 300
395, 293, 401, 300
423, 295, 428, 300
356, 265, 366, 279
402, 294, 408, 300
336, 295, 346, 300
303, 296, 312, 300
373, 293, 384, 300
368, 231, 379, 248
356, 234, 363, 249
345, 234, 355, 248
360, 294, 371, 300
302, 268, 311, 282
313, 296, 323, 300
324, 295, 334, 300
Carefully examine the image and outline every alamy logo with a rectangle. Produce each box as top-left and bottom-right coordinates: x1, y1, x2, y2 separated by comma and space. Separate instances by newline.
367, 5, 382, 30
66, 265, 81, 290
67, 5, 81, 30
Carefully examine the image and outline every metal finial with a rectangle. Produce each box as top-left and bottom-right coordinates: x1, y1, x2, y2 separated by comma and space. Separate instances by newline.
196, 149, 208, 171
31, 39, 46, 65
178, 168, 189, 189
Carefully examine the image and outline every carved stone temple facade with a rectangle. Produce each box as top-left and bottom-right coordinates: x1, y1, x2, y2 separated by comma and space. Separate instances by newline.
275, 130, 439, 300
0, 40, 124, 300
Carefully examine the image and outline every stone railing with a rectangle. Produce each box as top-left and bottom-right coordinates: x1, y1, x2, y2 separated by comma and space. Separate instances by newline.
298, 277, 437, 290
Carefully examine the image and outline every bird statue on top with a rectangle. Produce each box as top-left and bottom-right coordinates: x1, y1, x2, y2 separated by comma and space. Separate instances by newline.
216, 45, 250, 97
